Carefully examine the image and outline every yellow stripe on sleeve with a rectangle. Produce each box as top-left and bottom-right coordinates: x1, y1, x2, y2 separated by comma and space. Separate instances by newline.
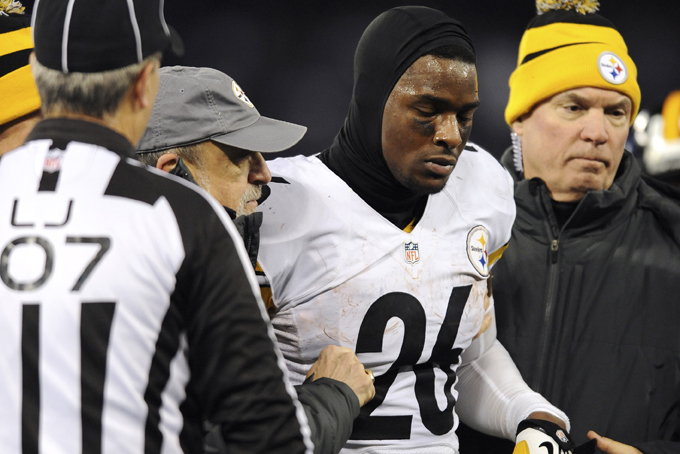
488, 242, 509, 267
255, 262, 275, 311
260, 287, 274, 311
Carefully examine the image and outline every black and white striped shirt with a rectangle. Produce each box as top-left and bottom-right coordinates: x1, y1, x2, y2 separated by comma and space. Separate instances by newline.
0, 119, 312, 454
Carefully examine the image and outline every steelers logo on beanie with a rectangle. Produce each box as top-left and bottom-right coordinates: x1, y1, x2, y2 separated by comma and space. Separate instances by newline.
505, 0, 641, 126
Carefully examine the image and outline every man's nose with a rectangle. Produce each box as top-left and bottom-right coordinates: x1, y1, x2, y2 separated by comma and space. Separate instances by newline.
434, 115, 463, 150
249, 152, 272, 185
581, 109, 609, 144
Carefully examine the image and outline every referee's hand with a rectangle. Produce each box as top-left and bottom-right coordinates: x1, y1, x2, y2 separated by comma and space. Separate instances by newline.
306, 345, 376, 407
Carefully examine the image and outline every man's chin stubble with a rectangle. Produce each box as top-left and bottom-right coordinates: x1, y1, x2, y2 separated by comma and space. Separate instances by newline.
237, 185, 262, 217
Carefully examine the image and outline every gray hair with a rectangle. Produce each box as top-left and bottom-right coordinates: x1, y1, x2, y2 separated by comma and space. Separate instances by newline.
31, 53, 161, 119
137, 143, 211, 192
136, 143, 203, 168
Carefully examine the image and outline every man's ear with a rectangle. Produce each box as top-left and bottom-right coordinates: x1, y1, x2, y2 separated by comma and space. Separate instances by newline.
131, 60, 158, 111
512, 116, 524, 137
156, 153, 178, 172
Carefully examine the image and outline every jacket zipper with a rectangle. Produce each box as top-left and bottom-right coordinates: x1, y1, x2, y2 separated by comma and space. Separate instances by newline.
533, 186, 564, 393
550, 239, 559, 264
534, 238, 560, 393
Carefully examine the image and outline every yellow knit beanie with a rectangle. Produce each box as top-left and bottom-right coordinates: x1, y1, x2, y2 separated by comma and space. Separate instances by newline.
1, 2, 41, 127
505, 0, 640, 126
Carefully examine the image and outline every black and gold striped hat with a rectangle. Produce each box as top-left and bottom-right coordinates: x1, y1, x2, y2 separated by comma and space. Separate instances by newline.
0, 1, 40, 127
505, 0, 641, 126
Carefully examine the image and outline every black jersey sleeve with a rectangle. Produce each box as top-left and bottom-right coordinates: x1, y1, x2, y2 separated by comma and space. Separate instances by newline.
203, 378, 359, 454
204, 378, 361, 454
296, 378, 360, 454
167, 188, 308, 454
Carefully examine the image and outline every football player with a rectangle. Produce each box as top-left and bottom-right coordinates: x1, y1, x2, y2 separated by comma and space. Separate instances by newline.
257, 6, 582, 454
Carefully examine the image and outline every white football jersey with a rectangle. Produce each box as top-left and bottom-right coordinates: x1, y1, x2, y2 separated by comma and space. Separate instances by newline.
258, 144, 515, 453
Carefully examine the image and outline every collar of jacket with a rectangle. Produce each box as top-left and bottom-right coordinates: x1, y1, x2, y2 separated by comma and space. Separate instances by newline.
229, 210, 263, 270
224, 206, 237, 220
501, 147, 640, 238
26, 118, 135, 158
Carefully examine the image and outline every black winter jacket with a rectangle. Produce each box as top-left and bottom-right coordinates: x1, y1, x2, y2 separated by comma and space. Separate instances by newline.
459, 150, 680, 454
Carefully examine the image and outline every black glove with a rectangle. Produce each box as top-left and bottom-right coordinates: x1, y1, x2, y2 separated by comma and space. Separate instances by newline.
513, 419, 597, 454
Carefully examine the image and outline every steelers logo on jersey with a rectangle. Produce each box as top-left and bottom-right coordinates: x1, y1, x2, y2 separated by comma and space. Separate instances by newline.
232, 80, 255, 108
597, 52, 628, 85
467, 225, 489, 277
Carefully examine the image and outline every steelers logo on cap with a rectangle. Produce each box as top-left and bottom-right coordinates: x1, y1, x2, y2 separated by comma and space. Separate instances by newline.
597, 52, 628, 85
232, 80, 255, 108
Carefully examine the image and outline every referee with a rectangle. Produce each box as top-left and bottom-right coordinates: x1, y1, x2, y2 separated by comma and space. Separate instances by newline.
0, 1, 312, 453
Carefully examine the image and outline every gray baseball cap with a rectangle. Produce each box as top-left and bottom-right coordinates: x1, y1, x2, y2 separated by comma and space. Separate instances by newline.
137, 66, 306, 154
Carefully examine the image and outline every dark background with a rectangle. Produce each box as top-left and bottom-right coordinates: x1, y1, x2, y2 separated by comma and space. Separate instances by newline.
24, 0, 680, 159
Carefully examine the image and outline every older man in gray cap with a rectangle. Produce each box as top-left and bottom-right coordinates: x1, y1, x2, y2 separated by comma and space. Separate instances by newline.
137, 66, 375, 454
137, 66, 307, 266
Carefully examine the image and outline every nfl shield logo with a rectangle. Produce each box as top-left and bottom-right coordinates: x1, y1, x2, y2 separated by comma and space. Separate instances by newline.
404, 241, 420, 265
44, 150, 64, 173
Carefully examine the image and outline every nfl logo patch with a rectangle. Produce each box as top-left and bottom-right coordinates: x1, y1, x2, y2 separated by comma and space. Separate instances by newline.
556, 430, 569, 443
404, 241, 420, 265
43, 150, 64, 173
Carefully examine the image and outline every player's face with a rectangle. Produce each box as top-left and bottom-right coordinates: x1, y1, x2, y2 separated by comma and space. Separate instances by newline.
381, 56, 479, 194
514, 87, 632, 202
192, 141, 271, 216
